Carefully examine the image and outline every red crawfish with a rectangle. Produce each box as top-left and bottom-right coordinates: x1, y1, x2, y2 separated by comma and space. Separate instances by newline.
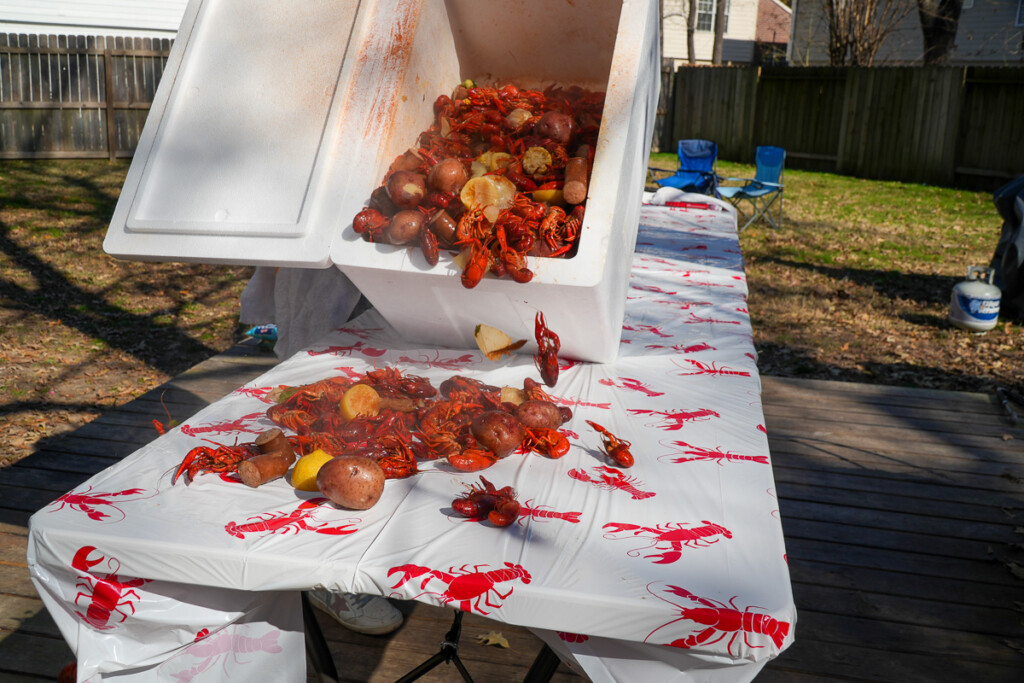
224, 499, 360, 538
646, 584, 791, 655
447, 447, 501, 472
71, 546, 150, 630
388, 561, 531, 615
661, 440, 769, 466
172, 440, 259, 484
451, 476, 520, 527
534, 312, 560, 387
568, 466, 655, 500
586, 420, 634, 467
48, 486, 150, 522
521, 427, 570, 459
518, 500, 582, 525
602, 521, 732, 564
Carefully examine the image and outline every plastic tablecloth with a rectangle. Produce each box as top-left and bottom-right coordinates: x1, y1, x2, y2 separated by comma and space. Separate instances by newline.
27, 203, 796, 682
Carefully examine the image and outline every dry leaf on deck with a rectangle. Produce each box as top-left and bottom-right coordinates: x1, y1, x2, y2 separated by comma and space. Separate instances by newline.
476, 631, 510, 648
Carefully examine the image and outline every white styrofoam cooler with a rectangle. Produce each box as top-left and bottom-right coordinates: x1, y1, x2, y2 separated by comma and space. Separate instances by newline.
330, 0, 660, 363
103, 0, 660, 364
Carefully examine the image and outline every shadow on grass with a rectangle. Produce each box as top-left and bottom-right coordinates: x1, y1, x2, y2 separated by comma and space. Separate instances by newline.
0, 164, 248, 436
758, 255, 963, 307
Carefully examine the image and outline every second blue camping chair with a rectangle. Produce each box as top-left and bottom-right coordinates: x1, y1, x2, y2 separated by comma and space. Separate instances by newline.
649, 139, 719, 196
718, 146, 786, 231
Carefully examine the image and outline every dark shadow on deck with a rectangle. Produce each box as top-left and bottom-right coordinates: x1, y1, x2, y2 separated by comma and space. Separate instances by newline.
757, 375, 1024, 681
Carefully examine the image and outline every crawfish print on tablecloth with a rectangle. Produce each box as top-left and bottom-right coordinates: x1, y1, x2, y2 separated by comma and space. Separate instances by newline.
518, 499, 582, 525
645, 584, 790, 656
602, 521, 732, 564
396, 351, 476, 371
598, 376, 665, 397
160, 625, 283, 683
568, 466, 655, 500
224, 498, 360, 538
71, 545, 150, 630
627, 407, 720, 430
47, 486, 154, 522
388, 562, 531, 615
231, 385, 277, 403
179, 411, 268, 438
658, 440, 769, 466
672, 359, 751, 377
306, 341, 386, 357
622, 322, 673, 339
644, 341, 716, 353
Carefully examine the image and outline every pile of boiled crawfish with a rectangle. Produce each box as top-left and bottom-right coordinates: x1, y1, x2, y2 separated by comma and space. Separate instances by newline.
351, 82, 604, 288
173, 370, 571, 486
171, 315, 635, 522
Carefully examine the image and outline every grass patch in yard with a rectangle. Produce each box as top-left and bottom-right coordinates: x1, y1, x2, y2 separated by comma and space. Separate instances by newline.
650, 153, 1022, 394
1, 160, 253, 468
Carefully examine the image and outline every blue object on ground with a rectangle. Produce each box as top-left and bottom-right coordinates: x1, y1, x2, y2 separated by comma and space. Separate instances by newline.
245, 324, 279, 342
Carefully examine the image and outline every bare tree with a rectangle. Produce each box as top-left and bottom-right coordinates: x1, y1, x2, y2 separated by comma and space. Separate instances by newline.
821, 0, 853, 64
819, 0, 915, 66
687, 0, 698, 64
917, 0, 962, 64
712, 0, 728, 64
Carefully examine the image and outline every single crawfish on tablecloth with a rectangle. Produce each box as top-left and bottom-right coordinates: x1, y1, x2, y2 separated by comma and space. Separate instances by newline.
351, 81, 604, 288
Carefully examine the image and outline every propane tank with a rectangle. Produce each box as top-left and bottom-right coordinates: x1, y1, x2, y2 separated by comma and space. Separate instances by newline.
949, 266, 1001, 332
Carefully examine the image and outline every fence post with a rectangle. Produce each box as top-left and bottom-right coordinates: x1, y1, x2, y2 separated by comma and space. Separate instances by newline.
103, 43, 116, 161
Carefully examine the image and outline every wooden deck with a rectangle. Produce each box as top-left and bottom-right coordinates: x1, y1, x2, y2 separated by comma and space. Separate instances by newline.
2, 342, 1023, 681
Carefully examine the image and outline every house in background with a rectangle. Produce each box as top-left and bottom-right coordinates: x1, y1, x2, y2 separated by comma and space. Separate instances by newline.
0, 0, 185, 40
788, 0, 1024, 65
661, 0, 792, 66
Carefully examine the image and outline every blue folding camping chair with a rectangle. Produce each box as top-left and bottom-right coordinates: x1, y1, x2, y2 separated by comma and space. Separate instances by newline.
718, 146, 786, 231
648, 139, 719, 197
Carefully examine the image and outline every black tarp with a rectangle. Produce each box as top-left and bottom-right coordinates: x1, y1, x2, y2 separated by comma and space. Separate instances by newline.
990, 175, 1024, 319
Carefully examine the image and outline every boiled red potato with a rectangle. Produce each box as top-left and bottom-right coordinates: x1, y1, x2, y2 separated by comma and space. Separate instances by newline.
317, 456, 385, 510
470, 410, 526, 458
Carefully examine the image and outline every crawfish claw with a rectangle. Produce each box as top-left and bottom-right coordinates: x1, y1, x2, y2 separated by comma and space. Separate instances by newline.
388, 564, 430, 589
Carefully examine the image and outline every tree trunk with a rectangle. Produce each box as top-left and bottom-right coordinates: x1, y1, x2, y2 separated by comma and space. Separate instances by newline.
918, 0, 962, 65
711, 0, 727, 65
687, 0, 697, 64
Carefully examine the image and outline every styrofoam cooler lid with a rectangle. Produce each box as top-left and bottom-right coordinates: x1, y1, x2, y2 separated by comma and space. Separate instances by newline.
104, 0, 365, 267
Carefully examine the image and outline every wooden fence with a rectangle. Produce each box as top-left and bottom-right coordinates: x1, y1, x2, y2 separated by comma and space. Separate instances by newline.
0, 33, 172, 160
670, 65, 1024, 189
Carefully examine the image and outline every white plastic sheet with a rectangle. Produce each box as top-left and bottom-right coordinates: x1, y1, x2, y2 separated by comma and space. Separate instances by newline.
28, 205, 795, 682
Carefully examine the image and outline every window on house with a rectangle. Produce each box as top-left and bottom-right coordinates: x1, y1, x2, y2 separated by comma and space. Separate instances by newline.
1016, 0, 1023, 26
961, 0, 973, 9
696, 0, 730, 33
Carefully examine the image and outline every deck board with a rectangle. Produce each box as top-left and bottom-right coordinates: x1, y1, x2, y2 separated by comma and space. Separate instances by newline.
760, 376, 1024, 681
2, 349, 1023, 681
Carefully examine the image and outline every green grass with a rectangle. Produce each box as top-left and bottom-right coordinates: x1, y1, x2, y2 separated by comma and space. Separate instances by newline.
648, 153, 996, 273
649, 152, 1021, 394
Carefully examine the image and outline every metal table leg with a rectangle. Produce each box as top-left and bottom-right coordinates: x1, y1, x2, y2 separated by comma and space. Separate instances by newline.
524, 644, 561, 682
395, 609, 474, 683
303, 591, 340, 683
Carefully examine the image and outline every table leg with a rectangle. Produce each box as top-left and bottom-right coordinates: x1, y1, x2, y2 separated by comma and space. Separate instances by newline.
302, 591, 340, 683
524, 644, 560, 683
395, 610, 474, 683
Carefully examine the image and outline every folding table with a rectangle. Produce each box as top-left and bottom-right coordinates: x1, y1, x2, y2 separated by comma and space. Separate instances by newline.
28, 204, 796, 682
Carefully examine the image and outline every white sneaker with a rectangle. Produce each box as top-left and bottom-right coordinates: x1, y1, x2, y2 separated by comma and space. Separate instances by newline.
307, 589, 403, 635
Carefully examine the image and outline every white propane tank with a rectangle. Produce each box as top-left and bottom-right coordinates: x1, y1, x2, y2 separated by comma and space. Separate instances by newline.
949, 266, 1001, 332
